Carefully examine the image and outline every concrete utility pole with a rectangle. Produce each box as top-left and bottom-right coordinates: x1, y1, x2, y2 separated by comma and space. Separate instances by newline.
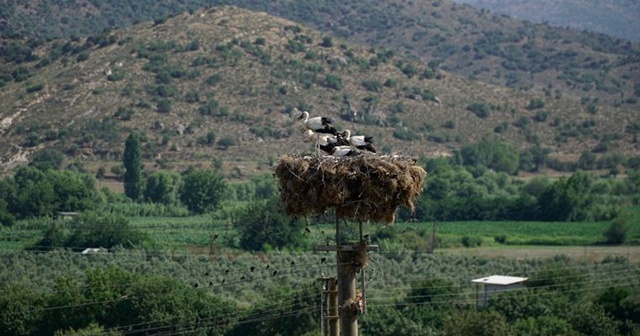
316, 218, 378, 336
317, 276, 339, 336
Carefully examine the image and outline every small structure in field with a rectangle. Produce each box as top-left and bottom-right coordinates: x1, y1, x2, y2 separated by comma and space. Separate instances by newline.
81, 248, 107, 255
472, 275, 528, 306
275, 154, 426, 224
57, 211, 79, 220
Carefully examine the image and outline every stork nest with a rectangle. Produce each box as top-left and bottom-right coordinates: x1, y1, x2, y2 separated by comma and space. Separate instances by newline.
275, 154, 427, 224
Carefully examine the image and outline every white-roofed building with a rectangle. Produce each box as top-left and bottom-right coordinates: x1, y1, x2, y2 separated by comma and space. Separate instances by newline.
471, 275, 528, 306
81, 248, 107, 255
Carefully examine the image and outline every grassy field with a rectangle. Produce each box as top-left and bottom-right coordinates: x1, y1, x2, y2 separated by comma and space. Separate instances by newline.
2, 208, 639, 253
439, 245, 640, 263
406, 220, 631, 245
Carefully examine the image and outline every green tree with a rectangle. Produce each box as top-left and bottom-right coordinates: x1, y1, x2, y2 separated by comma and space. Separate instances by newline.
537, 171, 594, 221
461, 137, 519, 174
227, 284, 319, 336
596, 287, 639, 324
406, 278, 461, 307
32, 220, 70, 251
234, 198, 305, 251
442, 310, 510, 336
29, 148, 64, 171
47, 170, 102, 212
123, 133, 143, 201
519, 145, 551, 172
144, 171, 181, 205
0, 283, 48, 336
179, 169, 226, 214
569, 303, 620, 336
360, 305, 434, 336
44, 276, 91, 335
0, 199, 14, 227
489, 288, 572, 322
528, 262, 585, 293
12, 166, 56, 218
54, 323, 122, 336
511, 316, 577, 336
65, 212, 147, 250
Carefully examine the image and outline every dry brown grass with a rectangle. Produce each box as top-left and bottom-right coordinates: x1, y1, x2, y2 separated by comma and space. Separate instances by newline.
275, 154, 426, 224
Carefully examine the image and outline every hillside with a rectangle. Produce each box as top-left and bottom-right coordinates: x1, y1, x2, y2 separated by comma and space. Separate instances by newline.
454, 0, 640, 42
2, 0, 639, 107
0, 6, 638, 178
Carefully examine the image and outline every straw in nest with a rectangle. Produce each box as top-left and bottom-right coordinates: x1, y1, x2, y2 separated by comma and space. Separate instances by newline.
275, 154, 426, 224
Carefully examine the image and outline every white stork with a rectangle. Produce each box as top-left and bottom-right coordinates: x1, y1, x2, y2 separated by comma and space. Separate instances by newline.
318, 143, 360, 157
298, 111, 338, 135
341, 130, 376, 153
304, 129, 342, 156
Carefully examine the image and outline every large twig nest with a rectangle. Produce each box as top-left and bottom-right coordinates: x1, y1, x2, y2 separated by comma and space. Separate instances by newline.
275, 154, 427, 224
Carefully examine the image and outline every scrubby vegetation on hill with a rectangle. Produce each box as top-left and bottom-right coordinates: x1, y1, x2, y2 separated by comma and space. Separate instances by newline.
0, 6, 638, 179
2, 0, 639, 106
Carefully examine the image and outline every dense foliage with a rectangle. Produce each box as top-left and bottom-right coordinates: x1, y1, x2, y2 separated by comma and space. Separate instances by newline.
0, 166, 103, 221
414, 157, 639, 223
0, 249, 638, 336
234, 198, 306, 251
179, 169, 227, 214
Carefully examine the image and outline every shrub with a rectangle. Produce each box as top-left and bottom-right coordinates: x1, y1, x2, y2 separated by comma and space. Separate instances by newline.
532, 111, 548, 122
205, 73, 223, 85
114, 107, 134, 120
603, 215, 630, 244
467, 102, 490, 118
514, 116, 530, 128
393, 127, 419, 141
494, 235, 507, 244
320, 36, 333, 48
362, 79, 382, 92
107, 72, 124, 81
286, 40, 306, 53
157, 99, 171, 113
443, 120, 455, 129
26, 83, 44, 93
217, 136, 236, 149
494, 122, 509, 133
527, 98, 545, 110
324, 74, 343, 90
75, 51, 89, 62
461, 236, 482, 247
400, 63, 416, 78
383, 79, 396, 88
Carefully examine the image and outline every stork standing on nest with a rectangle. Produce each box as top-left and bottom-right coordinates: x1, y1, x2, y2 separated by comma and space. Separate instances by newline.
303, 129, 340, 145
298, 111, 338, 135
304, 129, 342, 157
341, 129, 376, 153
318, 142, 360, 157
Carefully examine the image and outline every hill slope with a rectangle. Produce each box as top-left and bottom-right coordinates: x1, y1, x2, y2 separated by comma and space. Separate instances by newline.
0, 7, 637, 176
2, 0, 639, 107
453, 0, 640, 42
